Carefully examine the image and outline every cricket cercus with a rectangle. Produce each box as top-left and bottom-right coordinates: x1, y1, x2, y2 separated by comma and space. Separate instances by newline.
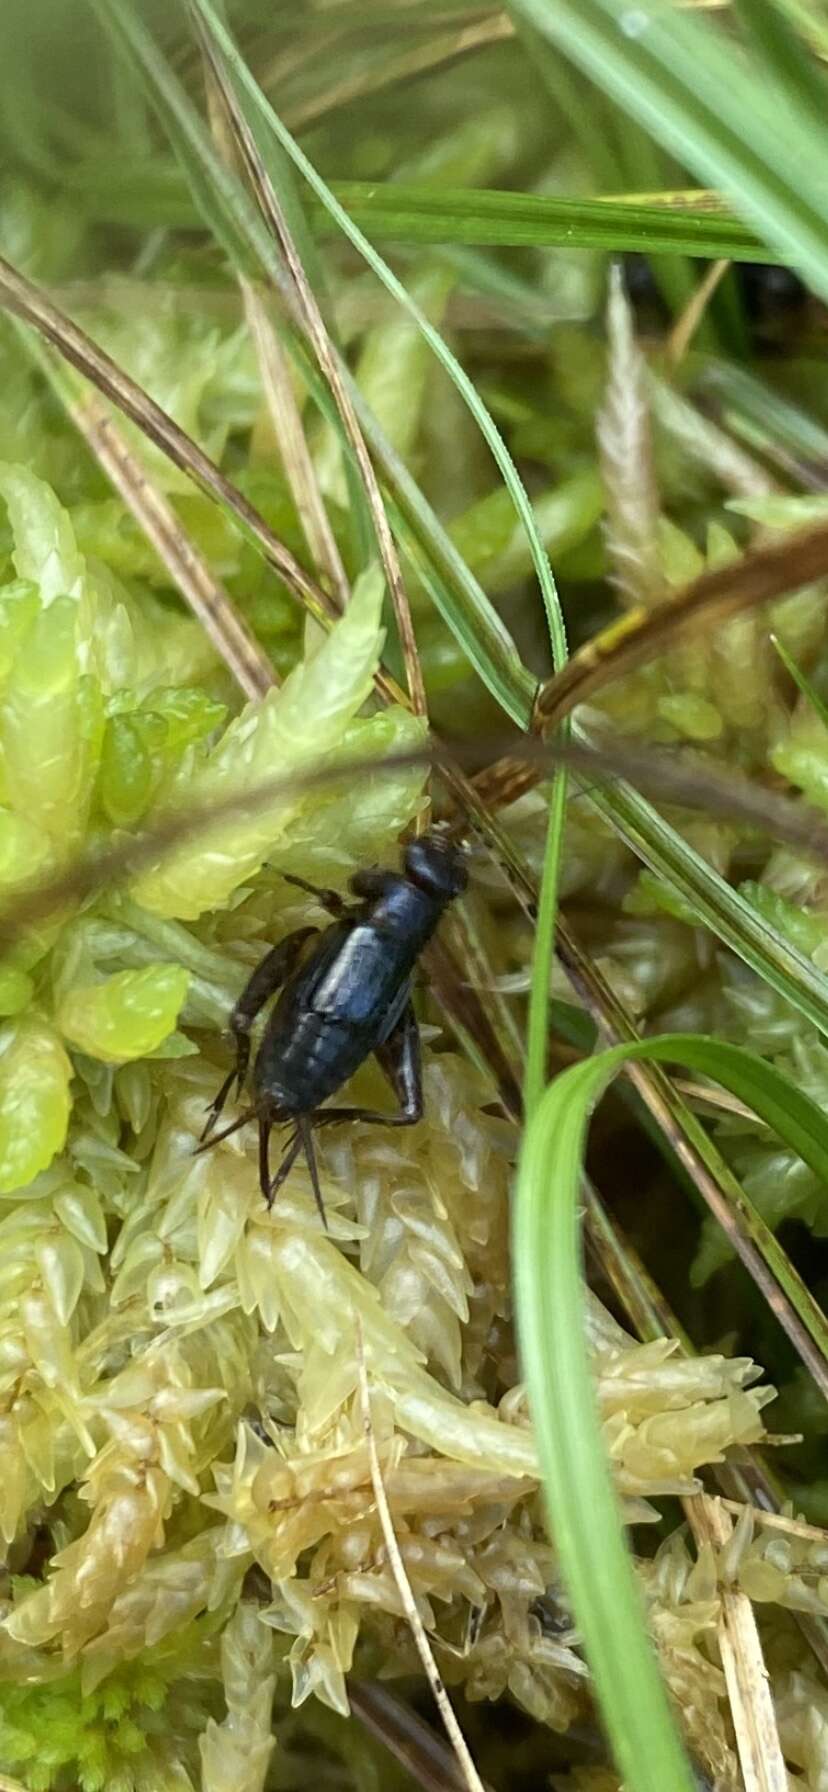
197, 830, 468, 1227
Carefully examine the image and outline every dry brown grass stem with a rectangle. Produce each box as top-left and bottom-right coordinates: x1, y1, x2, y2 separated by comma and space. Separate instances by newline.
354, 1320, 488, 1792
666, 256, 730, 364
689, 1497, 787, 1792
63, 373, 276, 700
241, 278, 351, 607
198, 18, 429, 718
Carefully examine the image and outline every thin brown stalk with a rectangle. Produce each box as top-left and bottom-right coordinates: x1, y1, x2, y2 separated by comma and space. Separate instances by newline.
555, 913, 828, 1402
673, 1078, 764, 1123
689, 1497, 787, 1792
0, 253, 335, 631
666, 256, 731, 365
241, 278, 350, 606
9, 731, 828, 942
54, 365, 275, 701
354, 1321, 488, 1792
280, 14, 515, 134
583, 1182, 695, 1349
198, 18, 428, 719
467, 508, 828, 819
0, 249, 410, 712
534, 514, 825, 731
204, 73, 350, 609
424, 933, 523, 1120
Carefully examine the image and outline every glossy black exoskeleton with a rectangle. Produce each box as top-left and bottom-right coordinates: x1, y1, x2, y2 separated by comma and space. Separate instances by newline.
196, 831, 468, 1226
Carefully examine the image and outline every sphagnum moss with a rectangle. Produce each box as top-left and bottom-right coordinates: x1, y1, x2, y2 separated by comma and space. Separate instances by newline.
0, 460, 799, 1790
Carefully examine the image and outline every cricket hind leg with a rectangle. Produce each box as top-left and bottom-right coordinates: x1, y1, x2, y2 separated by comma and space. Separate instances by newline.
259, 1114, 328, 1231
310, 1000, 424, 1132
200, 925, 317, 1144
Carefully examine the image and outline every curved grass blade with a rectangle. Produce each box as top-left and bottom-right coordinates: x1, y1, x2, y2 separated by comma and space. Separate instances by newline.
514, 1033, 828, 1790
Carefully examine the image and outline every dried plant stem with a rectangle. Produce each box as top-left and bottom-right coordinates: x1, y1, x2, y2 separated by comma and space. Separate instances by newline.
464, 508, 828, 820
689, 1497, 787, 1792
0, 252, 339, 634
58, 368, 276, 700
718, 1500, 828, 1543
0, 249, 411, 713
204, 74, 350, 610
12, 731, 828, 942
554, 915, 828, 1402
534, 516, 828, 730
666, 256, 730, 365
199, 20, 429, 718
241, 278, 350, 606
354, 1321, 487, 1792
279, 14, 516, 134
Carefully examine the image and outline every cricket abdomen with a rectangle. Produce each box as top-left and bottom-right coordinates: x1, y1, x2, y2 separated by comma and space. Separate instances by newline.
253, 914, 417, 1114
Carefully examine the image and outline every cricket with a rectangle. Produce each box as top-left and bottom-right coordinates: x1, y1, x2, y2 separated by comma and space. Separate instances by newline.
196, 830, 468, 1223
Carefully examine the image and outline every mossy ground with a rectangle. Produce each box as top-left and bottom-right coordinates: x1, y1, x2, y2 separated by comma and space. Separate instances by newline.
0, 4, 827, 1789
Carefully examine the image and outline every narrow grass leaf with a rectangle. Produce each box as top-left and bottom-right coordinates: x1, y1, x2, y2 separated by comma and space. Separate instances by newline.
771, 632, 828, 732
320, 182, 771, 260
514, 1033, 828, 1791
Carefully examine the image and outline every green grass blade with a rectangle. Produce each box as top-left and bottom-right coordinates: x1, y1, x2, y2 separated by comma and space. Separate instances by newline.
771, 633, 828, 732
514, 1032, 828, 1790
514, 1084, 696, 1792
36, 158, 778, 261
506, 0, 828, 300
320, 182, 771, 260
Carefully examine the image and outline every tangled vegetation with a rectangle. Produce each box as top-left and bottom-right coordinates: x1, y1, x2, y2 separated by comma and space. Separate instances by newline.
1, 2, 828, 1789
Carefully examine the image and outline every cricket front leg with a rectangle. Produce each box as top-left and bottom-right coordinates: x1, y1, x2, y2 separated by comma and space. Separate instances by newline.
200, 927, 317, 1142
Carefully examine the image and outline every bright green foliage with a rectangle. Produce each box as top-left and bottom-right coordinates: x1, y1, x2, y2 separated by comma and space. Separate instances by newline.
57, 963, 191, 1063
0, 1627, 219, 1791
0, 471, 424, 1205
130, 566, 425, 919
0, 461, 86, 604
1, 594, 103, 850
0, 1016, 72, 1194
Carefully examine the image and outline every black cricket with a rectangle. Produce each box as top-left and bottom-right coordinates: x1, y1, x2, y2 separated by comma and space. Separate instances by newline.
196, 830, 468, 1226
